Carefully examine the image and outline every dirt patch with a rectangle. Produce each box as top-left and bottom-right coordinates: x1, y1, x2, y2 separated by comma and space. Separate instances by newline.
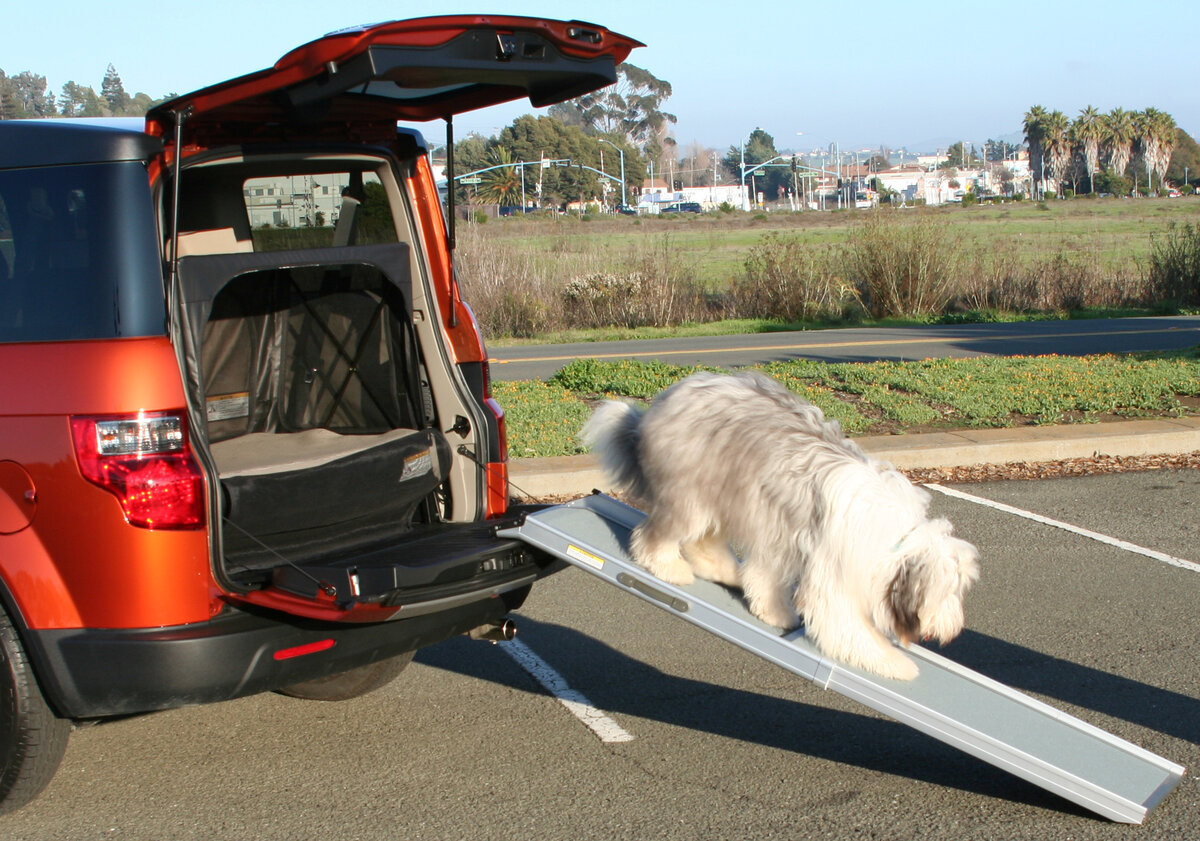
905, 450, 1200, 484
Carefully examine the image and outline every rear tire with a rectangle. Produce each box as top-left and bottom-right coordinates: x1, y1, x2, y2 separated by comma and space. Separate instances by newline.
0, 608, 70, 814
276, 650, 415, 702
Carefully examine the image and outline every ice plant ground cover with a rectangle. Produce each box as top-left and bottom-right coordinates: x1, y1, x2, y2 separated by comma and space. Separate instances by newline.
493, 350, 1200, 459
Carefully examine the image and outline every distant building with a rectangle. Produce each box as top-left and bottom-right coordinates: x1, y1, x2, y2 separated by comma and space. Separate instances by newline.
874, 165, 927, 203
917, 153, 949, 170
638, 182, 747, 212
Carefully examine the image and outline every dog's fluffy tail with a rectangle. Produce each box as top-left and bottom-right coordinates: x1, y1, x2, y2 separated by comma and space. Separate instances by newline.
581, 401, 649, 499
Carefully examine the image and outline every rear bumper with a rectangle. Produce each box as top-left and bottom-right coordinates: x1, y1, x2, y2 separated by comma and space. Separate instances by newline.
25, 584, 530, 719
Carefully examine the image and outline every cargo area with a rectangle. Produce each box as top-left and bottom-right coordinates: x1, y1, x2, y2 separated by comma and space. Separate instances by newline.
176, 244, 450, 575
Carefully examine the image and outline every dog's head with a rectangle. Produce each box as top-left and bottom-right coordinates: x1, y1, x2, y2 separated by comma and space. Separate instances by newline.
884, 518, 980, 647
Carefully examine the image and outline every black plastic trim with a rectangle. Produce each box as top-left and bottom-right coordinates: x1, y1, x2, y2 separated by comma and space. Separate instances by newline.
25, 596, 516, 719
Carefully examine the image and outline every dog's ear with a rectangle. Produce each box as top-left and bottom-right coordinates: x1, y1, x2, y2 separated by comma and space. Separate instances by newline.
888, 561, 923, 646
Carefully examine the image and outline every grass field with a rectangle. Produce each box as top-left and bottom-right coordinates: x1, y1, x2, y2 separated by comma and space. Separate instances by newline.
454, 197, 1200, 341
460, 196, 1200, 290
493, 350, 1200, 459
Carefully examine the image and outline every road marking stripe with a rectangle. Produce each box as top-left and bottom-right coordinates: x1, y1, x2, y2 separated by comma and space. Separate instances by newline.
489, 325, 1198, 365
500, 638, 635, 743
925, 483, 1200, 574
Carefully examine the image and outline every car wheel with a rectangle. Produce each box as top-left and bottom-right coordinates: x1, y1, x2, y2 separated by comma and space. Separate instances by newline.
276, 651, 415, 702
0, 608, 70, 814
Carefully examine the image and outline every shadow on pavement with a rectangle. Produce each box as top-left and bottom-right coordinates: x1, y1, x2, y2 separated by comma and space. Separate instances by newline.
417, 618, 1121, 819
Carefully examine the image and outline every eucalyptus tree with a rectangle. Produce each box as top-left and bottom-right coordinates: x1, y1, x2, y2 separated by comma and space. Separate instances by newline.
1073, 106, 1103, 194
0, 70, 56, 118
1023, 105, 1049, 198
547, 63, 676, 167
1103, 107, 1136, 176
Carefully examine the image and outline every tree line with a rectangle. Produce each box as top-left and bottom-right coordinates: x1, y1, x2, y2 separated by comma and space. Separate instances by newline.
450, 63, 675, 209
1023, 105, 1192, 197
7, 58, 1194, 205
0, 65, 164, 119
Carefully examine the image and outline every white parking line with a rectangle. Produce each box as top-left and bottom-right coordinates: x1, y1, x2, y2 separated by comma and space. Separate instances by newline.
925, 483, 1200, 574
500, 638, 635, 743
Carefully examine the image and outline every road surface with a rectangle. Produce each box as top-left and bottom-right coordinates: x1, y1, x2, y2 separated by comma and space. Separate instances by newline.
488, 315, 1200, 380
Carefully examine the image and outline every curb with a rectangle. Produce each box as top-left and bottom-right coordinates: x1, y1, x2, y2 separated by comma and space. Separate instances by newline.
508, 416, 1200, 500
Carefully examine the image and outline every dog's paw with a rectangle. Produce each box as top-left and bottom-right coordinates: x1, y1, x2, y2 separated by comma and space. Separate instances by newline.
640, 556, 695, 586
749, 600, 801, 631
870, 648, 920, 681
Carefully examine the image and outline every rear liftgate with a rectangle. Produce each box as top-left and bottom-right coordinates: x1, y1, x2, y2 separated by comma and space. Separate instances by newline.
498, 494, 1184, 824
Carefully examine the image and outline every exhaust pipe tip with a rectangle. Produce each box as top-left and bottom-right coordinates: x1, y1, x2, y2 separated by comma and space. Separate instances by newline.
468, 618, 517, 643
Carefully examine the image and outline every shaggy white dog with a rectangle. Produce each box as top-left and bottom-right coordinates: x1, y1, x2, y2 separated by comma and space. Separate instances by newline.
582, 371, 979, 681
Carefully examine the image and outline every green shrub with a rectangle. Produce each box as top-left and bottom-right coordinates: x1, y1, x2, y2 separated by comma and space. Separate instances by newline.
843, 211, 960, 318
1149, 222, 1200, 306
733, 232, 858, 322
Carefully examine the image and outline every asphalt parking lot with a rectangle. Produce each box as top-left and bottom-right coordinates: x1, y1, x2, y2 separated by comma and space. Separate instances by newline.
6, 470, 1198, 840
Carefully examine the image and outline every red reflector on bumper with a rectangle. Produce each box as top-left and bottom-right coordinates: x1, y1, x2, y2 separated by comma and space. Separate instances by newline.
273, 639, 336, 661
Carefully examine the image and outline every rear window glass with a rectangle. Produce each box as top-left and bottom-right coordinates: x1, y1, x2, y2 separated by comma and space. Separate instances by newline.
0, 162, 165, 343
244, 171, 399, 251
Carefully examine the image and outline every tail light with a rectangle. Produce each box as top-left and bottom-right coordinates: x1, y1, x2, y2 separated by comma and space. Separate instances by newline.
70, 411, 206, 530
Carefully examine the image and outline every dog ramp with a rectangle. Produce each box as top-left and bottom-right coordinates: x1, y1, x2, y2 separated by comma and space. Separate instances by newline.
498, 494, 1184, 824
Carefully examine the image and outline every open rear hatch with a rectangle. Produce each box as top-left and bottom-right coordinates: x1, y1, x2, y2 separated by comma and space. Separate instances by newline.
147, 16, 642, 138
158, 16, 639, 620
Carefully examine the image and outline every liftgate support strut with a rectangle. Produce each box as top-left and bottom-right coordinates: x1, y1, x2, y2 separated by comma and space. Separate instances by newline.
498, 494, 1184, 824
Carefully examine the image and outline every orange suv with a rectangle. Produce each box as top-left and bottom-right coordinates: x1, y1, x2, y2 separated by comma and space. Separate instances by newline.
0, 15, 639, 812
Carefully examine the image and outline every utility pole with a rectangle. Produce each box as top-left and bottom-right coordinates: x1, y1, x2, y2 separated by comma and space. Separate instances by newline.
597, 138, 626, 206
740, 143, 748, 211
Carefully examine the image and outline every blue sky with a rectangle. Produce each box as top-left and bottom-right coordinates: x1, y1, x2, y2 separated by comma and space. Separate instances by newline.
7, 0, 1197, 154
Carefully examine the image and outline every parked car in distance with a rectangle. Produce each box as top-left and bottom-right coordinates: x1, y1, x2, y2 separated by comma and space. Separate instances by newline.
0, 14, 640, 814
662, 202, 702, 213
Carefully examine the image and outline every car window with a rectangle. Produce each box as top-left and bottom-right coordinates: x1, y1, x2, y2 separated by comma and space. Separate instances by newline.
0, 162, 165, 343
244, 171, 399, 251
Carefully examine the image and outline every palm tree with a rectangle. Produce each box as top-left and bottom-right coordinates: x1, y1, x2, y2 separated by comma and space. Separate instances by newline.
1155, 111, 1178, 189
1042, 110, 1071, 198
1023, 105, 1048, 199
1140, 108, 1177, 192
1103, 107, 1135, 177
475, 147, 523, 206
1073, 106, 1103, 195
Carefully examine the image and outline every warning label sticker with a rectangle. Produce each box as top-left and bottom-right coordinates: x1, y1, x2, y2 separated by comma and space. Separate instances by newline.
566, 545, 605, 570
206, 392, 250, 422
401, 449, 433, 482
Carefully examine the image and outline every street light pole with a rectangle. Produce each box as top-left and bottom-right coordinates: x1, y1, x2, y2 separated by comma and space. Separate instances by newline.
597, 138, 627, 207
740, 142, 749, 211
